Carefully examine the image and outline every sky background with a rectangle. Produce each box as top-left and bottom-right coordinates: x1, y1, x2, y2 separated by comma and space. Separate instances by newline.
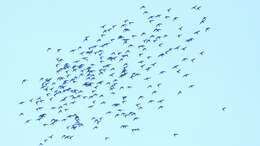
0, 0, 260, 146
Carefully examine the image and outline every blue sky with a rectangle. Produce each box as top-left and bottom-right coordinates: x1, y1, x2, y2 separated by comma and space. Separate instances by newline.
0, 0, 260, 146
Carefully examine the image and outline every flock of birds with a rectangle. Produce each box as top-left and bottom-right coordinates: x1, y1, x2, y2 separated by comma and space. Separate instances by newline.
18, 4, 218, 146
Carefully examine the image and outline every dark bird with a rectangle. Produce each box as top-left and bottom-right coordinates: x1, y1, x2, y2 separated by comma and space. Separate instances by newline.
191, 58, 196, 62
191, 5, 197, 10
152, 90, 157, 94
112, 103, 120, 107
200, 17, 207, 24
138, 96, 144, 100
165, 15, 170, 19
182, 57, 188, 62
205, 27, 211, 32
200, 51, 205, 55
48, 135, 53, 139
172, 65, 179, 69
158, 105, 164, 110
120, 125, 128, 128
83, 36, 90, 41
158, 99, 164, 103
157, 83, 162, 87
131, 128, 140, 132
173, 17, 179, 21
156, 23, 163, 27
159, 71, 166, 74
143, 11, 148, 14
46, 48, 51, 52
21, 79, 28, 84
189, 84, 195, 88
147, 85, 152, 88
178, 26, 183, 31
25, 119, 31, 124
177, 90, 182, 95
186, 38, 194, 42
100, 25, 106, 29
140, 5, 145, 9
133, 117, 139, 121
194, 30, 200, 35
222, 107, 227, 111
183, 73, 190, 78
18, 101, 25, 104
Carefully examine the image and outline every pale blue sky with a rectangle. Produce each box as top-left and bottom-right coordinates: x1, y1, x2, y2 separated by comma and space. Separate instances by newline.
0, 0, 260, 146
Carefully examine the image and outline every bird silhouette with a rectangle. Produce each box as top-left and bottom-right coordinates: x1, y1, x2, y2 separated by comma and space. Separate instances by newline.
21, 79, 28, 84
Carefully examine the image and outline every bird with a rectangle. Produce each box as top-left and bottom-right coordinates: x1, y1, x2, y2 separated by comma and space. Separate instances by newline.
178, 26, 183, 31
140, 5, 145, 9
205, 27, 211, 32
24, 119, 31, 124
222, 107, 227, 111
83, 36, 90, 41
158, 105, 164, 110
173, 17, 179, 21
152, 90, 157, 94
157, 83, 162, 87
133, 117, 139, 121
194, 30, 200, 35
188, 84, 195, 88
197, 6, 202, 10
131, 128, 140, 132
200, 51, 205, 55
120, 125, 128, 128
183, 73, 190, 78
200, 17, 207, 24
191, 5, 197, 10
186, 38, 194, 42
172, 65, 179, 69
46, 48, 51, 52
18, 101, 25, 104
191, 58, 196, 62
48, 135, 53, 139
21, 79, 28, 84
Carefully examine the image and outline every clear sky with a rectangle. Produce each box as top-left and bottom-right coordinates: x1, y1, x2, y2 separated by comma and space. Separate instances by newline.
0, 0, 260, 146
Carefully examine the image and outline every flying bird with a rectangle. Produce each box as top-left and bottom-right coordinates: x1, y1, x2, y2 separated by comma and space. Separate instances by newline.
21, 79, 28, 84
177, 90, 182, 95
